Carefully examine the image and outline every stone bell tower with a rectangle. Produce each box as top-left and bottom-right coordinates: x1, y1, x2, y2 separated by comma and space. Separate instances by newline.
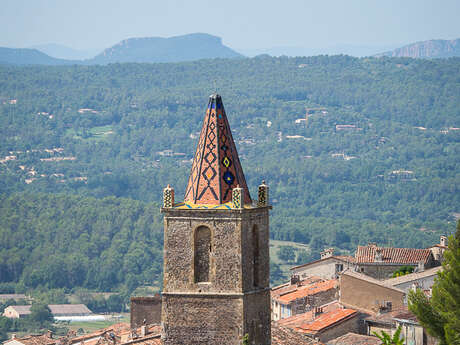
161, 94, 271, 345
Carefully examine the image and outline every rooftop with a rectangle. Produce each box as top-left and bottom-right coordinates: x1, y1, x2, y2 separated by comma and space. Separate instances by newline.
278, 307, 357, 335
183, 94, 251, 205
341, 270, 405, 293
355, 245, 432, 265
327, 332, 381, 345
274, 280, 337, 304
4, 333, 55, 345
48, 304, 92, 315
290, 256, 355, 271
384, 265, 442, 286
271, 323, 322, 345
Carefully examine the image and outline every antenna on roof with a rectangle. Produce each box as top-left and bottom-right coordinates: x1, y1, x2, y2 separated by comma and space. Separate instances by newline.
214, 79, 217, 94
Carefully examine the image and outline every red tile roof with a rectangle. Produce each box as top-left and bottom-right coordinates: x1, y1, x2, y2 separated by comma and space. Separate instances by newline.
355, 245, 432, 264
276, 280, 337, 304
271, 276, 324, 297
271, 323, 322, 345
328, 332, 381, 345
290, 256, 355, 271
5, 333, 56, 345
278, 307, 357, 335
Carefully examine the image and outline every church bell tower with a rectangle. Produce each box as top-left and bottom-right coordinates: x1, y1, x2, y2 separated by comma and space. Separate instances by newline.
161, 94, 271, 345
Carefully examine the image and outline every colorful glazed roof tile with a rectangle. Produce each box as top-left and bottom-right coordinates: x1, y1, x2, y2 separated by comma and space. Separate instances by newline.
184, 94, 251, 205
355, 245, 432, 264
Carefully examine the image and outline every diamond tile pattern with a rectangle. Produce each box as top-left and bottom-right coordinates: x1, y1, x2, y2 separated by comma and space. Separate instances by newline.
184, 94, 251, 205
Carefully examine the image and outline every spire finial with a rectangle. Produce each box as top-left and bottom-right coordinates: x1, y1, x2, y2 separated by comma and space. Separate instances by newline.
163, 184, 174, 208
258, 180, 269, 207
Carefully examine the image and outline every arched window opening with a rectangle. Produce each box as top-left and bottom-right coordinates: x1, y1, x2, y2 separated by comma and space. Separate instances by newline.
252, 225, 260, 287
194, 226, 211, 283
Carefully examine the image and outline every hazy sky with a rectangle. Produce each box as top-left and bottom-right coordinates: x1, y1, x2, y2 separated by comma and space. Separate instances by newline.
1, 0, 459, 51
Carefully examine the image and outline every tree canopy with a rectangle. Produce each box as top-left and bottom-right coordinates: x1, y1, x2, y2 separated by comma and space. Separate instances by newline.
409, 220, 460, 345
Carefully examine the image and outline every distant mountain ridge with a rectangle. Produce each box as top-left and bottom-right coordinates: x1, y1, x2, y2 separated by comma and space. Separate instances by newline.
0, 33, 243, 65
376, 38, 460, 58
0, 47, 76, 65
90, 33, 243, 64
30, 43, 100, 60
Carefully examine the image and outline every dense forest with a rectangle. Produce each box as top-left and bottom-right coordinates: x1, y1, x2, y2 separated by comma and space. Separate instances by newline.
0, 55, 459, 294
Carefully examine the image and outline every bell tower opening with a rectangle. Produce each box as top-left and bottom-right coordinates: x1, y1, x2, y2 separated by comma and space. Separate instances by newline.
194, 226, 211, 283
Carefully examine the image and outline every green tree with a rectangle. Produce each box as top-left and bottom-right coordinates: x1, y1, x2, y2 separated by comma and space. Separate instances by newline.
373, 325, 404, 345
409, 220, 460, 345
29, 303, 53, 324
277, 246, 295, 263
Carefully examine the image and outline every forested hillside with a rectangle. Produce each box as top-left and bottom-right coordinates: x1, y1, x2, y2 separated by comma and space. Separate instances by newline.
0, 55, 459, 292
0, 193, 163, 293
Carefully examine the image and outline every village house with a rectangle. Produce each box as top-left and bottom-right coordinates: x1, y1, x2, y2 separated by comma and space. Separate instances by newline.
290, 248, 355, 280
428, 236, 448, 263
339, 270, 406, 314
2, 304, 93, 320
354, 244, 436, 280
3, 332, 56, 345
271, 276, 338, 321
364, 308, 438, 345
327, 332, 381, 345
2, 306, 32, 319
384, 265, 443, 294
276, 301, 359, 343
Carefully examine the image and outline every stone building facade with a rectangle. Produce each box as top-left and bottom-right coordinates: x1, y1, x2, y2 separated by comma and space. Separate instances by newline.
130, 296, 162, 329
161, 94, 271, 345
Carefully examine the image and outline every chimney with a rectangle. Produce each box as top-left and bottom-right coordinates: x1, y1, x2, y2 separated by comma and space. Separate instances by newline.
440, 236, 447, 247
11, 334, 16, 340
140, 326, 146, 337
417, 261, 425, 272
375, 248, 383, 262
290, 275, 300, 286
314, 307, 323, 318
320, 248, 334, 260
47, 331, 53, 339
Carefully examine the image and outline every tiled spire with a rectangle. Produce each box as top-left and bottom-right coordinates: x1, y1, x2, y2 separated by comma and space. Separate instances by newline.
184, 94, 251, 205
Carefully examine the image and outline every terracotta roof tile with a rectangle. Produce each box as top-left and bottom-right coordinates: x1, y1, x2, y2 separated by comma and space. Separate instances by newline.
275, 280, 337, 304
355, 245, 432, 264
328, 332, 381, 345
5, 333, 56, 345
384, 266, 442, 286
290, 256, 354, 271
271, 323, 322, 345
48, 304, 92, 316
271, 277, 325, 297
278, 307, 357, 335
298, 309, 357, 333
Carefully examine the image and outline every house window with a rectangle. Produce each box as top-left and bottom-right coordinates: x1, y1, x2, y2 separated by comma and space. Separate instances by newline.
253, 225, 260, 287
194, 226, 211, 283
335, 263, 344, 272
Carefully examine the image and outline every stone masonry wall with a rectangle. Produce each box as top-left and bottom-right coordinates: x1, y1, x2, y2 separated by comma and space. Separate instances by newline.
130, 296, 161, 329
162, 294, 244, 345
161, 207, 271, 345
340, 273, 405, 312
317, 314, 359, 343
243, 290, 272, 345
